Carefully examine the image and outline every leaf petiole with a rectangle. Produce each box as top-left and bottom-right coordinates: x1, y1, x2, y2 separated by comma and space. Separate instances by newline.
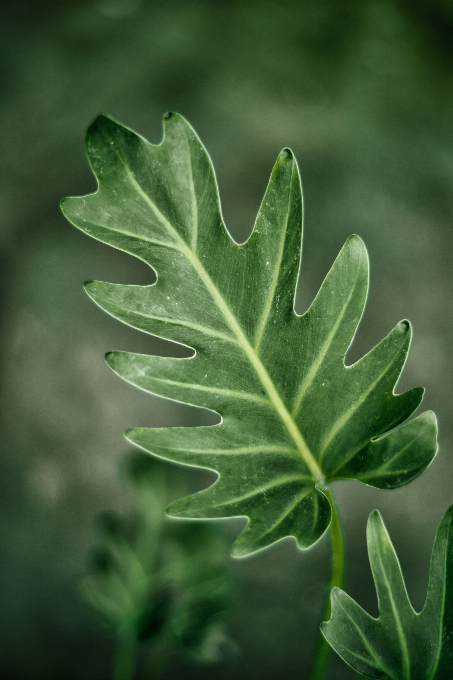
308, 488, 345, 680
114, 634, 137, 680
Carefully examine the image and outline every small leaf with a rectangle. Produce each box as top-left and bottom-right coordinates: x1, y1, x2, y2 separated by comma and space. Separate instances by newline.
62, 113, 437, 557
321, 507, 453, 679
80, 452, 234, 662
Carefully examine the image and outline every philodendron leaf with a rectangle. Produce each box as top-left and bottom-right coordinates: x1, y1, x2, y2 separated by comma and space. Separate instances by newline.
322, 507, 453, 679
81, 452, 234, 662
62, 113, 437, 557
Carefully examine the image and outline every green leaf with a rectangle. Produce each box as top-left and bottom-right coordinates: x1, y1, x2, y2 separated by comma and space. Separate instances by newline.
61, 113, 437, 557
321, 507, 453, 679
80, 452, 234, 662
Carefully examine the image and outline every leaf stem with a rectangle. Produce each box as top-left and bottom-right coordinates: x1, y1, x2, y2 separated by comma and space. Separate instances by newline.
142, 637, 173, 680
307, 488, 345, 680
114, 635, 137, 680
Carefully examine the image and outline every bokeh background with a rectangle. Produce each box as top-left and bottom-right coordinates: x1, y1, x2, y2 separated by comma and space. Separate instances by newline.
2, 1, 453, 678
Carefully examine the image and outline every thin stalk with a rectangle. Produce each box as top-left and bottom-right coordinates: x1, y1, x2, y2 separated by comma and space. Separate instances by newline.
114, 635, 137, 680
142, 637, 173, 680
307, 487, 345, 680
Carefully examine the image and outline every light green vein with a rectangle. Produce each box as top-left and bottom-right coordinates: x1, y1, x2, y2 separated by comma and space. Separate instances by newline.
327, 411, 415, 478
253, 159, 294, 354
376, 538, 411, 680
205, 474, 310, 509
82, 219, 180, 251
427, 512, 452, 680
311, 490, 320, 536
291, 277, 357, 418
108, 134, 324, 483
355, 468, 420, 480
333, 598, 397, 680
165, 445, 300, 455
181, 126, 198, 252
329, 435, 415, 479
252, 487, 314, 544
110, 308, 237, 345
135, 375, 272, 405
373, 438, 416, 473
318, 350, 404, 466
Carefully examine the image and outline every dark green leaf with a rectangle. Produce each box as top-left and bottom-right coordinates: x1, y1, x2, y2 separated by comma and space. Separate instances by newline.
62, 113, 437, 557
321, 507, 453, 679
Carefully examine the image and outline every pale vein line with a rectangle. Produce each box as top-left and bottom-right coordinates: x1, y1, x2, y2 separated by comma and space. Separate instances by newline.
116, 309, 237, 344
318, 350, 404, 466
427, 512, 452, 680
311, 490, 319, 536
145, 375, 271, 405
254, 487, 314, 543
253, 161, 294, 354
108, 138, 324, 482
166, 445, 300, 455
206, 474, 309, 509
182, 126, 198, 252
357, 468, 419, 480
328, 413, 414, 477
372, 438, 416, 473
84, 219, 179, 251
334, 598, 397, 680
291, 281, 357, 418
376, 542, 411, 680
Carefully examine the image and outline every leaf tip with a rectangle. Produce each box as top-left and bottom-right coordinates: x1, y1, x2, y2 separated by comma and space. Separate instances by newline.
88, 112, 116, 131
279, 147, 294, 159
367, 509, 387, 545
422, 409, 438, 428
398, 319, 410, 333
444, 505, 453, 522
344, 233, 368, 259
124, 427, 139, 443
83, 280, 102, 302
85, 113, 111, 143
104, 351, 117, 367
346, 232, 364, 245
368, 508, 382, 524
165, 498, 188, 519
230, 546, 247, 559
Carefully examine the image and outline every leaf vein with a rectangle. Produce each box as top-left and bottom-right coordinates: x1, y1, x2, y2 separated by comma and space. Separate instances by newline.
318, 347, 406, 465
253, 161, 294, 353
108, 134, 324, 482
209, 474, 311, 509
291, 277, 358, 418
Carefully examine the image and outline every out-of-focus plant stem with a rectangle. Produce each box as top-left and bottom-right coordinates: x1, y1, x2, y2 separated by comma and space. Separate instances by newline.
144, 637, 173, 680
114, 635, 136, 680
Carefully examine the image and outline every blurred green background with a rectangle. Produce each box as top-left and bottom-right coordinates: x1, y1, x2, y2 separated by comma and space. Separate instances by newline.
2, 0, 453, 678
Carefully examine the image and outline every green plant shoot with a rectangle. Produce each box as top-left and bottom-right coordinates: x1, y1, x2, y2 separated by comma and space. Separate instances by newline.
322, 507, 453, 679
82, 452, 234, 680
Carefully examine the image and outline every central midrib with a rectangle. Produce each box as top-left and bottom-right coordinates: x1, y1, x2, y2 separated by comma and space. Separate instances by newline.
376, 542, 411, 680
118, 147, 324, 483
426, 511, 451, 680
191, 247, 324, 482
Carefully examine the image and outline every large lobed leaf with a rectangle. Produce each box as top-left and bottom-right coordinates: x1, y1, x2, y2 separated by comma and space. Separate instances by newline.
322, 507, 453, 679
62, 113, 437, 557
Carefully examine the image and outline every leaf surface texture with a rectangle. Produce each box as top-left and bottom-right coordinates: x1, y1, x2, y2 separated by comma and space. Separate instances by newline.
322, 507, 453, 679
62, 113, 437, 556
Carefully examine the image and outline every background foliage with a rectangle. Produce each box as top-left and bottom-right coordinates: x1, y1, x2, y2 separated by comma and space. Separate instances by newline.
2, 1, 453, 678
